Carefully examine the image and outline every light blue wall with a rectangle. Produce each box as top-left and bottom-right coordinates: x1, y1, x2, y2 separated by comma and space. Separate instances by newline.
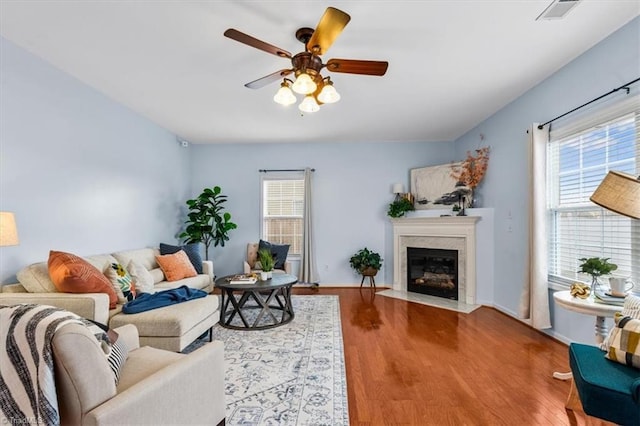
188, 141, 454, 283
453, 17, 640, 343
0, 37, 191, 284
1, 14, 637, 345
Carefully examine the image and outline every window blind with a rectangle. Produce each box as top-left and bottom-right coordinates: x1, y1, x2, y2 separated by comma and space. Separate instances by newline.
547, 95, 639, 286
262, 179, 304, 255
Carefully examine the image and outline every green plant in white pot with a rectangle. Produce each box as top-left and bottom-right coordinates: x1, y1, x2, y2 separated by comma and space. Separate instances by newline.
258, 249, 275, 280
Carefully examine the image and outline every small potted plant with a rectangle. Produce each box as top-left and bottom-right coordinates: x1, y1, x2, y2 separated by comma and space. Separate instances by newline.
349, 248, 383, 277
258, 249, 275, 280
387, 198, 415, 218
578, 257, 618, 297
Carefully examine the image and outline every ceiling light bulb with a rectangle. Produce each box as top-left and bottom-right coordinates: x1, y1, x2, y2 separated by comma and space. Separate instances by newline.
299, 95, 320, 113
317, 81, 340, 104
273, 81, 296, 106
292, 73, 317, 95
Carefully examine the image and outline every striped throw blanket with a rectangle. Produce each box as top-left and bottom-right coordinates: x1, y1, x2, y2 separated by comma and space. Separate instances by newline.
0, 304, 90, 426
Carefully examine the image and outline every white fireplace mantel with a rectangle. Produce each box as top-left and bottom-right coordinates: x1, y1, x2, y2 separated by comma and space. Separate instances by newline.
391, 216, 480, 305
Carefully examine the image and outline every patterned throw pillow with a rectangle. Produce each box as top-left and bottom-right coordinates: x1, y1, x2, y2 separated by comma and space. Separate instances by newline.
155, 250, 198, 282
258, 240, 290, 270
48, 250, 118, 309
104, 263, 136, 304
127, 259, 155, 294
601, 294, 640, 351
81, 319, 129, 384
604, 313, 640, 369
159, 243, 203, 274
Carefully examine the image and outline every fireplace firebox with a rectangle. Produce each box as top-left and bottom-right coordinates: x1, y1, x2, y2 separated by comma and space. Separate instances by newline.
407, 247, 458, 300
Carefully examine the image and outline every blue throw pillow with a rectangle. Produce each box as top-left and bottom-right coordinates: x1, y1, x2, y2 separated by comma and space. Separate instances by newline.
258, 239, 290, 270
159, 242, 203, 274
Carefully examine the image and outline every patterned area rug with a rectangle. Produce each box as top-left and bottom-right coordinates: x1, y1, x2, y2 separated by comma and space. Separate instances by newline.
183, 295, 348, 426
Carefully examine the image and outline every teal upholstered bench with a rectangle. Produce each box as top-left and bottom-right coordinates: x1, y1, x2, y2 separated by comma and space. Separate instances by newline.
569, 343, 640, 425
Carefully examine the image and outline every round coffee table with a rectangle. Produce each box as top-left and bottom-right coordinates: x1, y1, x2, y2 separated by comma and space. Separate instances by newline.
215, 273, 298, 330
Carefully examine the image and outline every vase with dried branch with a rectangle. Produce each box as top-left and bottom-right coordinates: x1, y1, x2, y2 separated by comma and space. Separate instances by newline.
450, 147, 490, 207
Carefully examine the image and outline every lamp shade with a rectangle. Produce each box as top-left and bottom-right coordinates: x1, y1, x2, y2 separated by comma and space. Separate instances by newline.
392, 183, 405, 194
298, 95, 320, 113
317, 81, 340, 104
292, 73, 317, 95
0, 211, 19, 246
590, 171, 640, 219
273, 83, 296, 106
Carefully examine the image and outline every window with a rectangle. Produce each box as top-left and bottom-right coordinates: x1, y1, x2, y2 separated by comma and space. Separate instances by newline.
262, 178, 304, 255
547, 97, 639, 286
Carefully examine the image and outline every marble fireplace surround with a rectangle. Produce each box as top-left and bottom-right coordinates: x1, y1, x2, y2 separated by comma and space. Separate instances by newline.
392, 216, 480, 305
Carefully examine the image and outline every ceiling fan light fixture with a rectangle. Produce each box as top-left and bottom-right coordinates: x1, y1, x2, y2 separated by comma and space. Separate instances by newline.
273, 79, 296, 105
299, 95, 320, 113
317, 78, 340, 104
292, 72, 317, 95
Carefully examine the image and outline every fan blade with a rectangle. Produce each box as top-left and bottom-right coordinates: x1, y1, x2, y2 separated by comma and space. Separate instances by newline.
306, 7, 351, 55
326, 59, 389, 76
245, 69, 293, 89
224, 28, 292, 59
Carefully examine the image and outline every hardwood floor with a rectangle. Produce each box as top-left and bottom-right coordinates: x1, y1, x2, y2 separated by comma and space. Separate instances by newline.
292, 286, 609, 426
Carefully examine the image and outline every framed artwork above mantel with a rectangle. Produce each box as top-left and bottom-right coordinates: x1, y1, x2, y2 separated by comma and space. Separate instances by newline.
410, 162, 471, 210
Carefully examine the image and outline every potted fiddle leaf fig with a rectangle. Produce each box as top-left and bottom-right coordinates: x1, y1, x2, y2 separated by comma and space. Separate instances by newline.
349, 248, 383, 277
179, 186, 237, 260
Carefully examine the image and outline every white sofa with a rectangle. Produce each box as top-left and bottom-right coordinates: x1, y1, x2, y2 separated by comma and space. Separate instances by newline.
0, 247, 220, 352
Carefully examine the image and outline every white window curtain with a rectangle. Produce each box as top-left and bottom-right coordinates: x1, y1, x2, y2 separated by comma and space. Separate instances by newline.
519, 124, 552, 329
299, 168, 319, 284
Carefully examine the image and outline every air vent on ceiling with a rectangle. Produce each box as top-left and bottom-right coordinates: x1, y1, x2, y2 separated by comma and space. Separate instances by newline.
536, 0, 581, 21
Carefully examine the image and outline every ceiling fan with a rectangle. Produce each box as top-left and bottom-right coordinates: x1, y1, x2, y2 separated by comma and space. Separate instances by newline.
224, 7, 389, 113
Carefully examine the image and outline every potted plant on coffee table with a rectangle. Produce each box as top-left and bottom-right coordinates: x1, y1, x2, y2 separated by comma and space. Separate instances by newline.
349, 248, 383, 287
258, 249, 275, 281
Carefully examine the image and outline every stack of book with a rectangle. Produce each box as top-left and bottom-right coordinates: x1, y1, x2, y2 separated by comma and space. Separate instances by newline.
226, 274, 257, 284
594, 289, 626, 306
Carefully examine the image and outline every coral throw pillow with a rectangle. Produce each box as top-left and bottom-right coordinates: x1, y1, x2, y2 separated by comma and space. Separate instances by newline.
48, 250, 118, 309
155, 250, 197, 282
159, 242, 203, 274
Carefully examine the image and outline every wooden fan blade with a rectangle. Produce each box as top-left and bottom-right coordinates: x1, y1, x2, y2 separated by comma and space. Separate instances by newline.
326, 59, 389, 76
306, 7, 351, 55
245, 69, 293, 89
224, 28, 292, 59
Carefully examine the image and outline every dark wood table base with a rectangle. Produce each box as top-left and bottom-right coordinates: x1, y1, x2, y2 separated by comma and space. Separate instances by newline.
216, 274, 297, 330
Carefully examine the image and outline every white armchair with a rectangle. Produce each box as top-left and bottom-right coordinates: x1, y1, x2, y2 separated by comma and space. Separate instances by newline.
243, 242, 292, 275
52, 323, 225, 425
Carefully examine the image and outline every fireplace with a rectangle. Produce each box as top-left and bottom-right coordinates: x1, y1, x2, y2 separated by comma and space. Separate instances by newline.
407, 247, 458, 300
391, 215, 480, 305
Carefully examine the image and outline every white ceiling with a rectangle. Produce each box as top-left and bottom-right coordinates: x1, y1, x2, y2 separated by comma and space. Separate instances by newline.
1, 1, 638, 144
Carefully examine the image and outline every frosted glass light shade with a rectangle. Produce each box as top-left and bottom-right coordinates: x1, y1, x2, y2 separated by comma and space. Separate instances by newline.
392, 183, 404, 194
292, 73, 317, 95
590, 171, 640, 219
299, 95, 320, 113
273, 84, 296, 106
317, 83, 340, 104
0, 211, 19, 246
